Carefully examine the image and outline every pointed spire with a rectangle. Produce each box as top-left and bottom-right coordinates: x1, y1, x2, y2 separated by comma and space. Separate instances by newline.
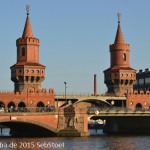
22, 4, 34, 38
114, 13, 125, 44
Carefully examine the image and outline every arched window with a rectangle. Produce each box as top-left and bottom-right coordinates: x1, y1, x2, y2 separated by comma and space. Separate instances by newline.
123, 53, 126, 61
22, 47, 25, 56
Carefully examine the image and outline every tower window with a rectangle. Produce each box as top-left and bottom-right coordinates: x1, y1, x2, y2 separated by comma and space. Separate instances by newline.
123, 53, 126, 61
22, 47, 25, 56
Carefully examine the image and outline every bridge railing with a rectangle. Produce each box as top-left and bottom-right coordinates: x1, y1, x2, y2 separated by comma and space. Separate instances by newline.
87, 106, 150, 114
0, 106, 56, 113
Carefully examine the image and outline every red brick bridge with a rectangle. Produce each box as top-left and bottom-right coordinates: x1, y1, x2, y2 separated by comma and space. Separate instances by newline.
0, 106, 89, 137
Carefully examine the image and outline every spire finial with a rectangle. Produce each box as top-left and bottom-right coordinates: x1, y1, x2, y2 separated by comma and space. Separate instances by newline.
117, 12, 121, 24
26, 4, 30, 16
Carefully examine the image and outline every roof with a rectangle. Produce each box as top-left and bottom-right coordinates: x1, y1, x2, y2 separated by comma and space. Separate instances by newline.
104, 66, 136, 72
114, 23, 125, 44
22, 15, 34, 38
10, 62, 45, 68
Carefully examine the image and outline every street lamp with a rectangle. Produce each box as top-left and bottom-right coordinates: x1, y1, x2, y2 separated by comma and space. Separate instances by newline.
111, 100, 115, 106
64, 82, 67, 106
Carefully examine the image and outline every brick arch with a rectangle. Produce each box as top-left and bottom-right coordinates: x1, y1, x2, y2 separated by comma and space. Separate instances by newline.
8, 101, 16, 108
37, 101, 45, 107
0, 118, 57, 134
18, 102, 26, 107
0, 101, 5, 108
135, 103, 142, 110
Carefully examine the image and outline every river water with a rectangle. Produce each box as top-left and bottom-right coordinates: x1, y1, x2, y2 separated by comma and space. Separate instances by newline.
0, 129, 150, 150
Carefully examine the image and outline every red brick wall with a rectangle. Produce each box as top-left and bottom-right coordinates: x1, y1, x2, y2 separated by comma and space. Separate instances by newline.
0, 88, 55, 110
127, 91, 150, 110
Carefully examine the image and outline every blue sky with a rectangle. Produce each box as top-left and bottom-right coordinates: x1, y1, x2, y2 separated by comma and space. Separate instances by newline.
0, 1, 149, 95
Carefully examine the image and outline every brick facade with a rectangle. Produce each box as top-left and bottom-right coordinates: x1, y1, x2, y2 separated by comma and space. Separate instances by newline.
127, 91, 150, 110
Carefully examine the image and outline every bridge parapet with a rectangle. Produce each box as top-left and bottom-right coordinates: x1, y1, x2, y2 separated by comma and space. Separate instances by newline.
87, 106, 150, 118
0, 106, 56, 113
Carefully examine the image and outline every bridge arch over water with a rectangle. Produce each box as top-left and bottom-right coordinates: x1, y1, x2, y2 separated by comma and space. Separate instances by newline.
0, 116, 57, 137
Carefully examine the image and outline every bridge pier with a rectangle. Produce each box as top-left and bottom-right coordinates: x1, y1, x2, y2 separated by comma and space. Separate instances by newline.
57, 106, 89, 137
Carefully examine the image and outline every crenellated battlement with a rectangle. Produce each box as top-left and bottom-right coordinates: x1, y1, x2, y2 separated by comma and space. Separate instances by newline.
0, 91, 26, 96
0, 88, 54, 96
110, 43, 130, 50
16, 37, 40, 46
127, 90, 150, 97
27, 88, 54, 95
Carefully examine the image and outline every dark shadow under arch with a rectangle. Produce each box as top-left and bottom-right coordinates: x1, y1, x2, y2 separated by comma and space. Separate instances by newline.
0, 118, 57, 137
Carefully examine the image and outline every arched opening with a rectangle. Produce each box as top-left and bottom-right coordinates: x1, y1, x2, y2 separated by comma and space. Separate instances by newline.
0, 102, 5, 108
8, 102, 16, 112
36, 102, 45, 112
31, 76, 34, 82
36, 76, 40, 82
8, 102, 15, 108
123, 53, 126, 61
37, 102, 45, 107
121, 79, 123, 85
22, 47, 25, 56
18, 102, 27, 112
136, 103, 142, 110
18, 102, 26, 107
125, 80, 128, 85
0, 101, 5, 112
26, 76, 29, 82
18, 76, 24, 82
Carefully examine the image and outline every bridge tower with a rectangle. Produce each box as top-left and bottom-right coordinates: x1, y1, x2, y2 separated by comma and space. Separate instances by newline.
104, 13, 136, 96
10, 5, 45, 92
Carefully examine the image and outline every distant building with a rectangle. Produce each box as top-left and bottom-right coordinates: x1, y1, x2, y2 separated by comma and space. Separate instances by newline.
134, 68, 150, 91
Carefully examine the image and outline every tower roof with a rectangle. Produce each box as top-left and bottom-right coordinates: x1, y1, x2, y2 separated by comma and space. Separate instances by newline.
22, 13, 34, 38
114, 13, 125, 44
114, 22, 125, 44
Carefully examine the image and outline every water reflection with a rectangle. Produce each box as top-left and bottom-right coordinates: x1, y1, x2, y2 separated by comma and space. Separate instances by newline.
0, 130, 150, 150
